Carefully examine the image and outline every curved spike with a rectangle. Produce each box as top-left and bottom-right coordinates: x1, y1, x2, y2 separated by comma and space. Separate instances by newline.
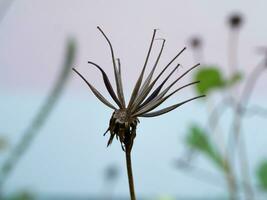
132, 47, 187, 111
133, 81, 200, 117
166, 63, 200, 90
138, 39, 166, 95
127, 29, 157, 109
138, 64, 179, 109
88, 61, 122, 108
152, 47, 186, 84
97, 26, 125, 108
72, 68, 116, 110
103, 127, 110, 136
130, 39, 166, 112
139, 63, 201, 110
116, 58, 126, 107
117, 58, 121, 75
140, 95, 205, 117
164, 81, 200, 99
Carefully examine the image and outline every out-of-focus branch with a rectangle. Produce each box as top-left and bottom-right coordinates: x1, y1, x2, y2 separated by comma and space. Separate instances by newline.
0, 0, 16, 23
208, 99, 267, 124
244, 105, 267, 118
229, 59, 267, 200
207, 97, 234, 135
174, 159, 224, 188
0, 39, 76, 191
0, 137, 8, 152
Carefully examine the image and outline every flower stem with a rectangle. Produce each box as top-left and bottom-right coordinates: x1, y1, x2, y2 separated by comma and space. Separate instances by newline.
224, 159, 238, 200
0, 40, 76, 192
125, 147, 136, 200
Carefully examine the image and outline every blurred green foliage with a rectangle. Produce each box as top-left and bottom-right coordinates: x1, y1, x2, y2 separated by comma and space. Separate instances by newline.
257, 160, 267, 191
0, 137, 8, 151
7, 191, 35, 200
194, 67, 225, 95
186, 125, 224, 170
156, 196, 175, 200
226, 72, 242, 87
194, 66, 242, 95
0, 39, 76, 190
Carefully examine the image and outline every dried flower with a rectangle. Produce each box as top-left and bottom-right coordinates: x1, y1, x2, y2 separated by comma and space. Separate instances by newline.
73, 27, 204, 152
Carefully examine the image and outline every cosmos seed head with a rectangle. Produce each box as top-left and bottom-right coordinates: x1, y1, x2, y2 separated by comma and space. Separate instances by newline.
114, 109, 129, 124
73, 27, 205, 152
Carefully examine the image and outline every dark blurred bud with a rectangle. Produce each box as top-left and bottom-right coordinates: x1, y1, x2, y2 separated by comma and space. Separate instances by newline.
105, 165, 119, 182
189, 37, 202, 49
228, 13, 243, 29
173, 159, 193, 170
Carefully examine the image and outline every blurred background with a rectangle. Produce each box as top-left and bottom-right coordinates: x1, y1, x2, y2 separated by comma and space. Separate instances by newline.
1, 0, 267, 199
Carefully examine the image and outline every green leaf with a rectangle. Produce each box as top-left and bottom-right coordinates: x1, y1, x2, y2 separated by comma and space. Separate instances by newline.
226, 72, 243, 87
186, 124, 224, 170
194, 67, 225, 95
257, 160, 267, 191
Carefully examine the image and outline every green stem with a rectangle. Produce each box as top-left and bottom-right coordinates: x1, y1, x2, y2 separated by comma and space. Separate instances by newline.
207, 99, 238, 198
0, 40, 76, 192
233, 109, 254, 200
224, 159, 238, 200
228, 64, 266, 200
125, 148, 136, 200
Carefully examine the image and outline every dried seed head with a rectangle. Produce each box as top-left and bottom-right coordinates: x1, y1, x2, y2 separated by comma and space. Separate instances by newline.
113, 109, 128, 124
73, 27, 205, 153
107, 109, 139, 151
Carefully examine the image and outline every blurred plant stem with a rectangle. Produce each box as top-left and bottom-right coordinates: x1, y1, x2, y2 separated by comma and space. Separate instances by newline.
200, 38, 239, 198
101, 164, 119, 199
224, 160, 238, 200
207, 99, 238, 200
180, 12, 267, 200
189, 35, 239, 199
125, 144, 136, 200
0, 39, 76, 195
228, 29, 240, 73
205, 65, 267, 199
0, 0, 16, 23
0, 137, 8, 152
231, 103, 252, 200
206, 99, 226, 155
229, 61, 267, 200
227, 13, 243, 73
175, 159, 224, 188
227, 14, 255, 199
189, 37, 204, 64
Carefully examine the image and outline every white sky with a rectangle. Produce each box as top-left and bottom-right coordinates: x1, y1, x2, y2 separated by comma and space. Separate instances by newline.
1, 0, 267, 92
